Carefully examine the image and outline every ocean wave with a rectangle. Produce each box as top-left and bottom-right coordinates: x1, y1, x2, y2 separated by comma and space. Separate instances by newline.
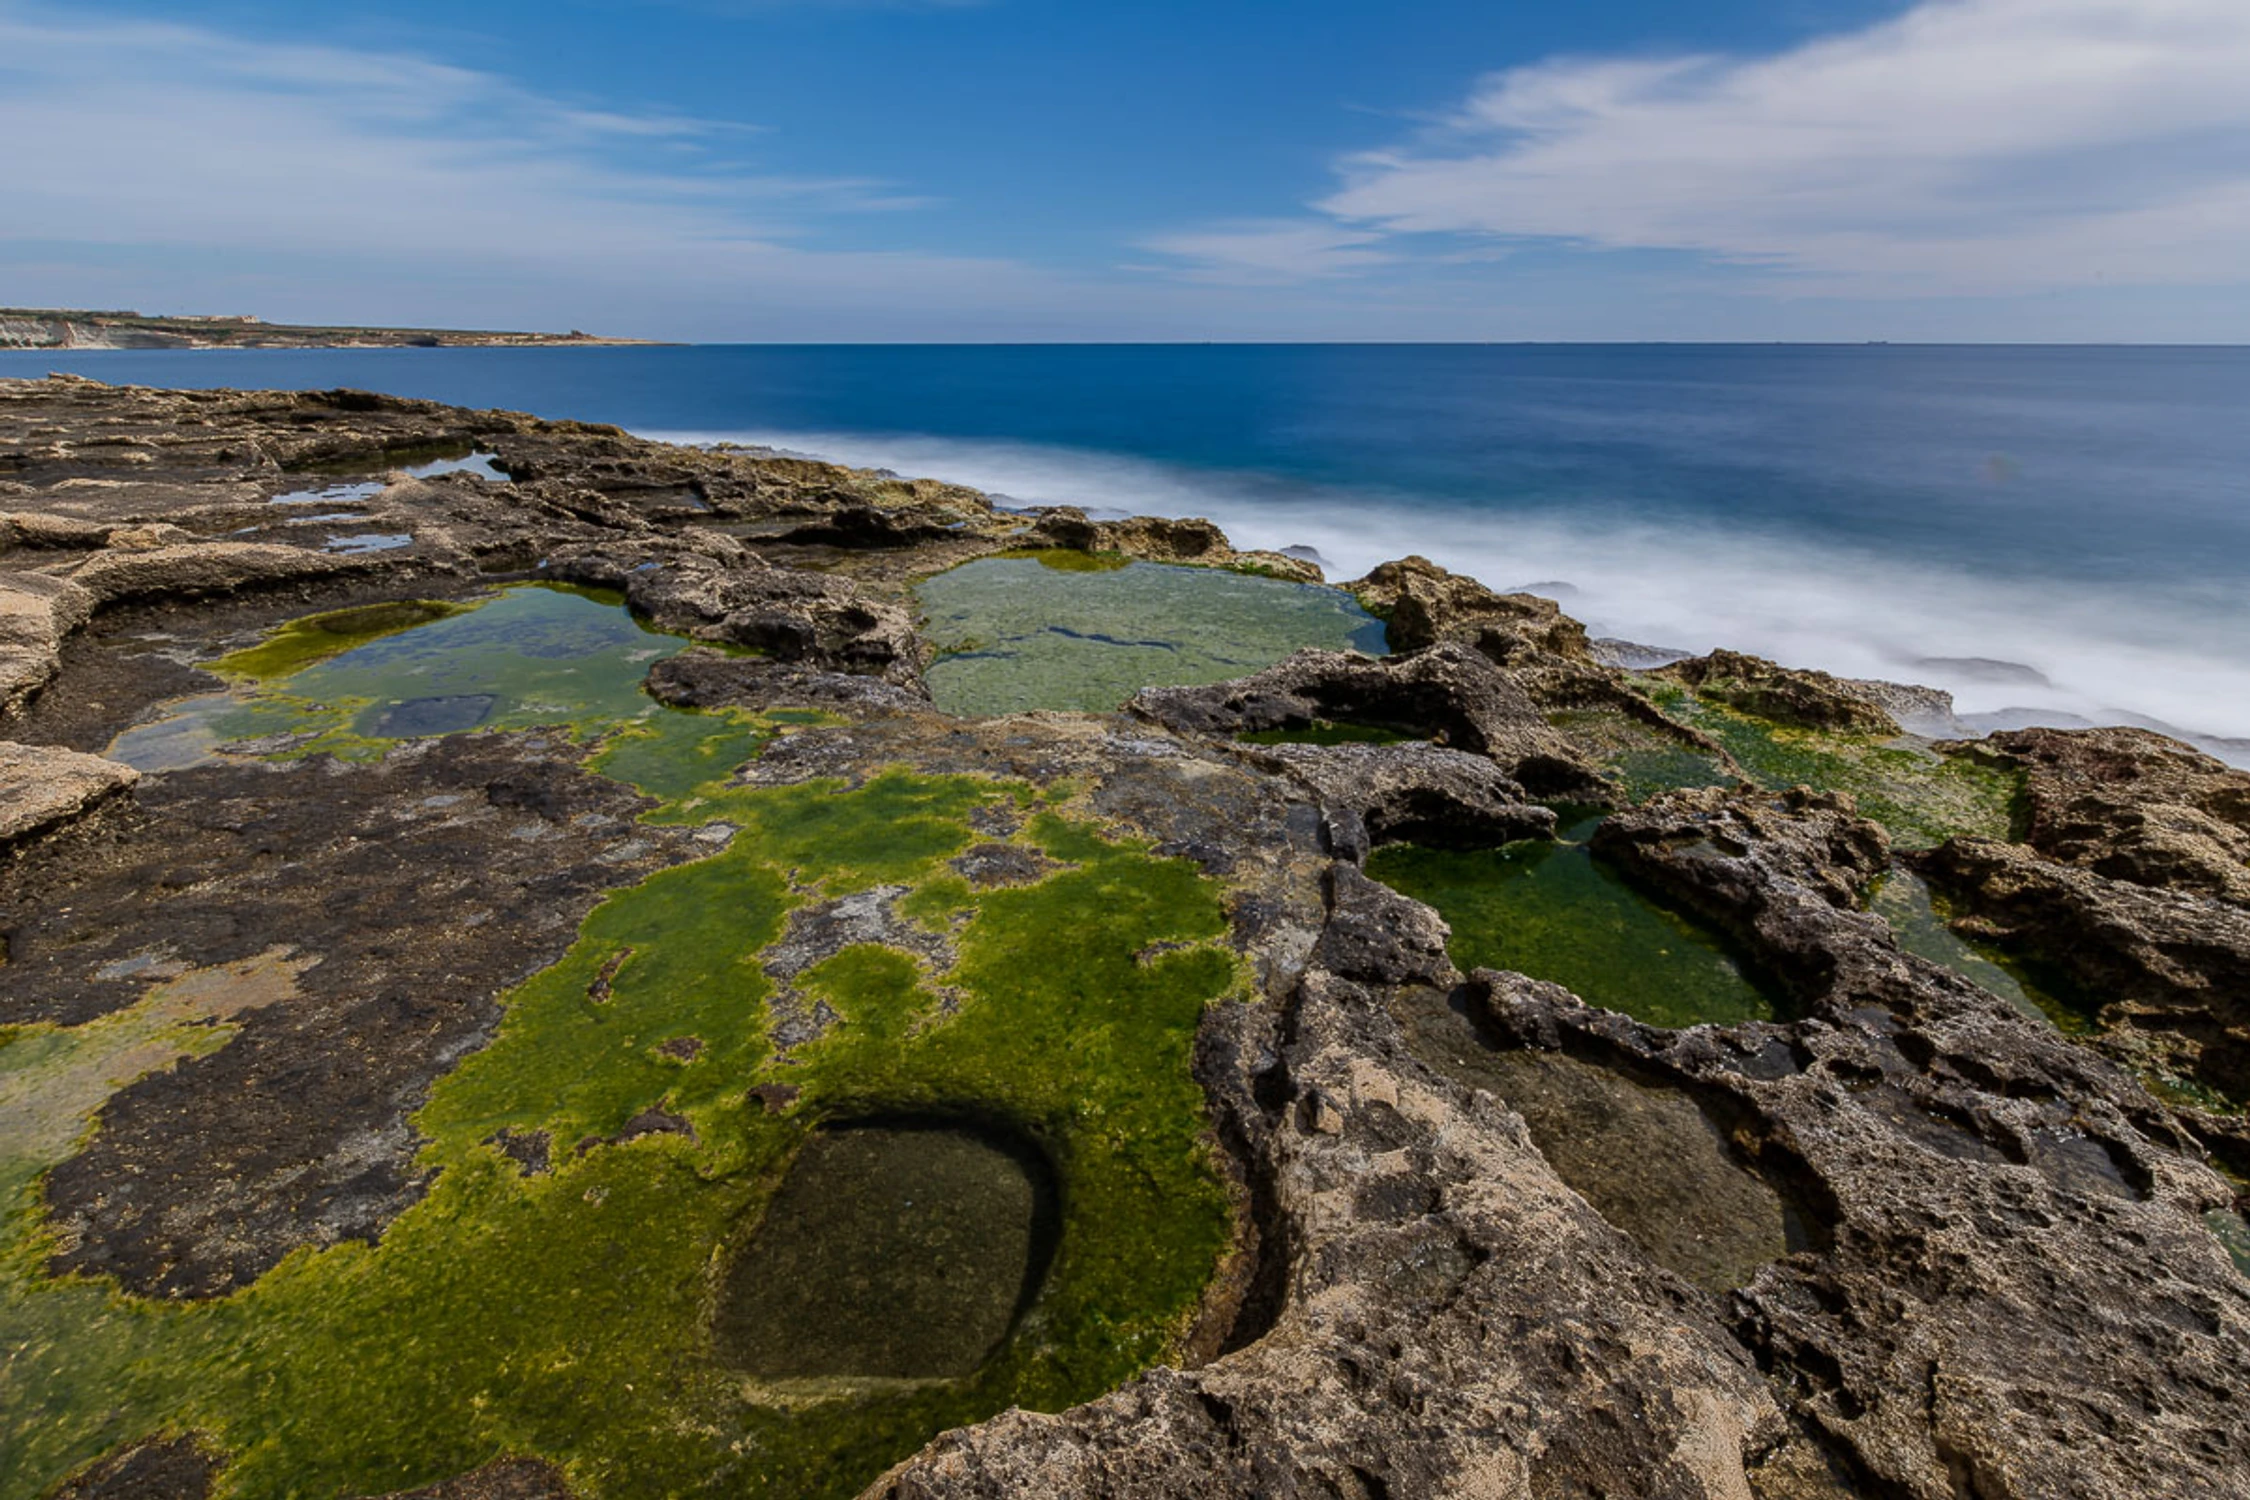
643, 426, 2250, 758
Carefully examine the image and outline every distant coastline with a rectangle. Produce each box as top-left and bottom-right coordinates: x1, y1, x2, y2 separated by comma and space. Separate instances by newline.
0, 307, 661, 351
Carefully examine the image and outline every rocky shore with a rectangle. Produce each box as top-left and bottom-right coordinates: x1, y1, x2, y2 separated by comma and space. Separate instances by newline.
0, 310, 655, 351
2, 374, 2245, 1500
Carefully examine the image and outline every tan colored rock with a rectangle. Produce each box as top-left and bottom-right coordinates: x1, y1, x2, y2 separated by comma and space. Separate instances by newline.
68, 540, 375, 605
0, 572, 94, 713
0, 739, 137, 845
1660, 648, 1903, 735
1971, 725, 2250, 907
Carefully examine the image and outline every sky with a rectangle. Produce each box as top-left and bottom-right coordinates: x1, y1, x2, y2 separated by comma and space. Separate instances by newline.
6, 0, 2250, 341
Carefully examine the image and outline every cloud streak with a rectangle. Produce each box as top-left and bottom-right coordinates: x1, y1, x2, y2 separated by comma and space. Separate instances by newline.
1157, 0, 2250, 296
0, 4, 1059, 335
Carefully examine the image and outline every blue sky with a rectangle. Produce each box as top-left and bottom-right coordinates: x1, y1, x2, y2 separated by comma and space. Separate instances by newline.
6, 0, 2250, 340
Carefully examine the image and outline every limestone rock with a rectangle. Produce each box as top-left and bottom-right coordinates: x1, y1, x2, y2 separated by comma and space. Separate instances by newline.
1970, 725, 2250, 907
1132, 642, 1608, 800
68, 540, 377, 606
1659, 649, 1904, 735
0, 739, 136, 845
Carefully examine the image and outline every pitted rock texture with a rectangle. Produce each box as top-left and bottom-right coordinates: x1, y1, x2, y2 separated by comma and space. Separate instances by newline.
1659, 649, 1906, 736
4, 736, 700, 1297
1975, 724, 2250, 906
869, 977, 1784, 1500
0, 739, 136, 845
1478, 791, 2245, 1498
1132, 641, 1608, 800
5, 375, 2248, 1500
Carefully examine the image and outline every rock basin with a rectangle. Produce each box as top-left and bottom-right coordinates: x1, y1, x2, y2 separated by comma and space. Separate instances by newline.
1367, 812, 1781, 1029
915, 552, 1386, 716
718, 1119, 1060, 1384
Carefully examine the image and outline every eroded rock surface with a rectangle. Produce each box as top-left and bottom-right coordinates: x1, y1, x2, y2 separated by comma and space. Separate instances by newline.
4, 375, 2245, 1500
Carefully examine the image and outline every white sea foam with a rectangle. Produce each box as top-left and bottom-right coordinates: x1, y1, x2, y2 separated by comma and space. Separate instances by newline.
643, 426, 2250, 761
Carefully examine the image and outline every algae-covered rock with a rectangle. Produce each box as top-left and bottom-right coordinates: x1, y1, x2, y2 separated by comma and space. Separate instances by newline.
1660, 647, 1904, 735
5, 374, 2247, 1500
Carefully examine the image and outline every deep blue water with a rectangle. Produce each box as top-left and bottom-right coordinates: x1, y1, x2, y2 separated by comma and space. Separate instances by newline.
6, 343, 2248, 744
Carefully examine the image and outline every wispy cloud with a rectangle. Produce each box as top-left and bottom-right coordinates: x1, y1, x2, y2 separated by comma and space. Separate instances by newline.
1154, 0, 2250, 297
0, 4, 1028, 333
1135, 220, 1393, 284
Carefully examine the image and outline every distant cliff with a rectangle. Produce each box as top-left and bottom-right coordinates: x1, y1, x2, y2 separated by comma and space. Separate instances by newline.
0, 308, 658, 350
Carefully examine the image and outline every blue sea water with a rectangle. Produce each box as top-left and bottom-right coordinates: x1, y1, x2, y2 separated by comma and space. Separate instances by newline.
7, 343, 2248, 747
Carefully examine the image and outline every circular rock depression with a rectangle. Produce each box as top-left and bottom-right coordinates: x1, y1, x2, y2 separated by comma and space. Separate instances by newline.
716, 1119, 1061, 1382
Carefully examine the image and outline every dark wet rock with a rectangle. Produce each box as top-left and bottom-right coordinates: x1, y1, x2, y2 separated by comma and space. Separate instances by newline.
576, 1105, 695, 1155
1919, 835, 2250, 1101
644, 647, 931, 714
485, 1127, 552, 1177
950, 841, 1062, 889
1242, 739, 1556, 859
1132, 641, 1608, 800
544, 535, 923, 684
1313, 863, 1454, 989
5, 735, 698, 1298
1969, 725, 2250, 906
747, 1082, 802, 1116
48, 1435, 222, 1500
1660, 649, 1904, 735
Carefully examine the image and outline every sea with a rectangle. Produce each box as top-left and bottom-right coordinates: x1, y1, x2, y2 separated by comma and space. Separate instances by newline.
6, 342, 2247, 755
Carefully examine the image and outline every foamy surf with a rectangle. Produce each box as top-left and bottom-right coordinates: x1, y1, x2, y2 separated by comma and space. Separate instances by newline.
644, 425, 2250, 764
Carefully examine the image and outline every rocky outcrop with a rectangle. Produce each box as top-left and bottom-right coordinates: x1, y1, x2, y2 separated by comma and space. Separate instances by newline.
1971, 725, 2250, 906
1660, 649, 1904, 736
1132, 641, 1608, 799
872, 957, 1783, 1500
1029, 508, 1323, 582
0, 572, 92, 713
1478, 786, 2246, 1499
1242, 740, 1556, 860
1920, 836, 2250, 1099
0, 740, 137, 846
6, 374, 2247, 1500
543, 535, 925, 683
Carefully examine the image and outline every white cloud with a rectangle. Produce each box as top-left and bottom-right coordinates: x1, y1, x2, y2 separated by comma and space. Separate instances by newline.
1136, 220, 1393, 284
1164, 0, 2250, 296
0, 5, 1048, 334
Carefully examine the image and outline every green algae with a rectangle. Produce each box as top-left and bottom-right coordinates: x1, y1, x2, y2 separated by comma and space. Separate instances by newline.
2209, 1209, 2250, 1279
1867, 870, 2090, 1032
1546, 706, 1735, 802
4, 727, 1237, 1500
916, 555, 1387, 717
210, 599, 475, 679
1635, 681, 2021, 850
1366, 814, 1780, 1029
108, 585, 730, 773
